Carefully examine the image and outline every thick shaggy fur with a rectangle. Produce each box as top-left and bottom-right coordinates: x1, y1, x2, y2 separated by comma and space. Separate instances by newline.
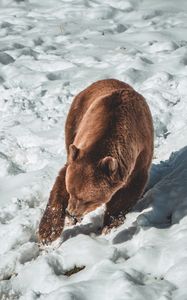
38, 79, 154, 243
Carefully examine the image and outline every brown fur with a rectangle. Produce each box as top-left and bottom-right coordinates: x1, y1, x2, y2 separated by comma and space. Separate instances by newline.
38, 79, 154, 243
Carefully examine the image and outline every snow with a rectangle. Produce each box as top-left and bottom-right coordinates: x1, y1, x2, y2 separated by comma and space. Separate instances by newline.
0, 0, 187, 299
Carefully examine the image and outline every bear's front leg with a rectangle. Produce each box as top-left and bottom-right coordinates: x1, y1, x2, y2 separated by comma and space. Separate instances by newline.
102, 186, 128, 234
38, 165, 69, 244
102, 169, 148, 234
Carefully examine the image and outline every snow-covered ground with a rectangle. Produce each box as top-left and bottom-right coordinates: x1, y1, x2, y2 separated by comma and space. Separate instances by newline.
0, 0, 187, 299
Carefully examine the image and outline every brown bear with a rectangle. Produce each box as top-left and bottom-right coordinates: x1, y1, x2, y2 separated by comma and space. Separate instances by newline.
38, 79, 154, 243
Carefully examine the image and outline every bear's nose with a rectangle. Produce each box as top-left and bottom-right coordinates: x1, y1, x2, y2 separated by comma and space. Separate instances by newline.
65, 208, 71, 216
65, 208, 76, 219
65, 208, 79, 225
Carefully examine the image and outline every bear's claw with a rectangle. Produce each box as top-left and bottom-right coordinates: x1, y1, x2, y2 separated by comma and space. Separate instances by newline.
102, 216, 125, 235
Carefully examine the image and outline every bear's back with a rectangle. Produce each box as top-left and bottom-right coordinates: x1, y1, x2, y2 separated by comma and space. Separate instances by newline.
65, 79, 153, 159
65, 79, 132, 147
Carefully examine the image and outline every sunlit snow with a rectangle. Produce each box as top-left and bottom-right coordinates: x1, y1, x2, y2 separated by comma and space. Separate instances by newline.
0, 0, 187, 299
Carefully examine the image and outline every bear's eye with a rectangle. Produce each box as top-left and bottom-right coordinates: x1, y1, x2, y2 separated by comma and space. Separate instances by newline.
76, 197, 83, 202
84, 200, 92, 204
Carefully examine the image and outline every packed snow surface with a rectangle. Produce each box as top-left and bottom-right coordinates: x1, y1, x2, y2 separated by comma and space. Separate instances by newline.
0, 0, 187, 299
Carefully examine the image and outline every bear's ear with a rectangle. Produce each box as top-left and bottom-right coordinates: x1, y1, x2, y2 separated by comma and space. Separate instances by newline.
69, 144, 79, 162
99, 156, 118, 176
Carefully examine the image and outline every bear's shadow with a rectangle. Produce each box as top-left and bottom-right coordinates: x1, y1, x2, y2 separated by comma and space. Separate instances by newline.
61, 146, 187, 245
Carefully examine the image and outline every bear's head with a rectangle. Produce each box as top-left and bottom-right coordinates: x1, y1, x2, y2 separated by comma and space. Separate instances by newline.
65, 144, 124, 220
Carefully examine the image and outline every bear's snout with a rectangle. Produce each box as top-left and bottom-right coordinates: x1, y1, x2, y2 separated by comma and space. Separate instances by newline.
66, 198, 83, 218
65, 208, 76, 218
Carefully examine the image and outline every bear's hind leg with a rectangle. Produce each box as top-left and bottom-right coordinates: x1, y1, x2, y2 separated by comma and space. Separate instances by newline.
38, 165, 69, 244
103, 169, 148, 233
